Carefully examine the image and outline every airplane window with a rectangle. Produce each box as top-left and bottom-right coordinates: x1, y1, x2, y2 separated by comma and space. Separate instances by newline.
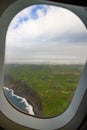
3, 4, 87, 118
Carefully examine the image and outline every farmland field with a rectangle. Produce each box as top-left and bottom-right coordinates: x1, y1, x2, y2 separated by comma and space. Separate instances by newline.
4, 64, 84, 118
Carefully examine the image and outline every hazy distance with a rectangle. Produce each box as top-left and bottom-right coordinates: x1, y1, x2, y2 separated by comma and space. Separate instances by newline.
5, 4, 87, 64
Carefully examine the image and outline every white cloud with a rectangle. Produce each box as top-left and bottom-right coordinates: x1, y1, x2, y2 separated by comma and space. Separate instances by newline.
5, 5, 87, 64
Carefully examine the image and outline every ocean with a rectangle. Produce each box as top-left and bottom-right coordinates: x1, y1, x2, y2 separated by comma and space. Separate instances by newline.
4, 87, 35, 115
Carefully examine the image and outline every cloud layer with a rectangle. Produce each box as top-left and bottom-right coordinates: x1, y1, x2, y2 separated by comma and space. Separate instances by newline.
5, 4, 87, 64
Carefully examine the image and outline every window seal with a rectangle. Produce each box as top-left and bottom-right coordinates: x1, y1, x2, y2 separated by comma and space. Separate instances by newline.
0, 0, 87, 129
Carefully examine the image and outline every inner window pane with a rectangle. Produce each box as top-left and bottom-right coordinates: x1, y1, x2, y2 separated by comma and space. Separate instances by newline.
3, 4, 87, 118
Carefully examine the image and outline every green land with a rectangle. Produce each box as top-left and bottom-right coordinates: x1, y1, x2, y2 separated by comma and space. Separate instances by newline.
4, 64, 83, 118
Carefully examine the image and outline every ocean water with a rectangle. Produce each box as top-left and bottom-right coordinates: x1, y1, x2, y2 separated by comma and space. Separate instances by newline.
4, 87, 35, 115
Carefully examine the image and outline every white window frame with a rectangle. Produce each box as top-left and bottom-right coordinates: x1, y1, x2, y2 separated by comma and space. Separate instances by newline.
0, 0, 87, 130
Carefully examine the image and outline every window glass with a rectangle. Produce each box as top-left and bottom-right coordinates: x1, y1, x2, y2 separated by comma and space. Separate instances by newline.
4, 4, 87, 118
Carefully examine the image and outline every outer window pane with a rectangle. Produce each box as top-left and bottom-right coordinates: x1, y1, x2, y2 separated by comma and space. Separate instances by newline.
4, 4, 87, 118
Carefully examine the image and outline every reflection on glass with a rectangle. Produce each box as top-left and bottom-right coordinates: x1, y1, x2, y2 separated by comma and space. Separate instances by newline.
4, 4, 87, 118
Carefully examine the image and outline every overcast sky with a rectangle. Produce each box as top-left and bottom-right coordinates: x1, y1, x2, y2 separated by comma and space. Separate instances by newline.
5, 4, 87, 64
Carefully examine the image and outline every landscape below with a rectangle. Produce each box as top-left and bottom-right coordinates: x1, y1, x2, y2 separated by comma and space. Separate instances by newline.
4, 64, 83, 118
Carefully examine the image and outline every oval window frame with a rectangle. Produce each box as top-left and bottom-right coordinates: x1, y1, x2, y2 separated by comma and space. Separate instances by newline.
0, 0, 87, 130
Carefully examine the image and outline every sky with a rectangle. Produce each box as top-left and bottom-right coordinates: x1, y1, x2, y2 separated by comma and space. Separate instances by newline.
5, 4, 87, 64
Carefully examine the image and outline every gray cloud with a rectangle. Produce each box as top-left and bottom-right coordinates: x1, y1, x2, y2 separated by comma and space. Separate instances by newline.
5, 5, 87, 64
